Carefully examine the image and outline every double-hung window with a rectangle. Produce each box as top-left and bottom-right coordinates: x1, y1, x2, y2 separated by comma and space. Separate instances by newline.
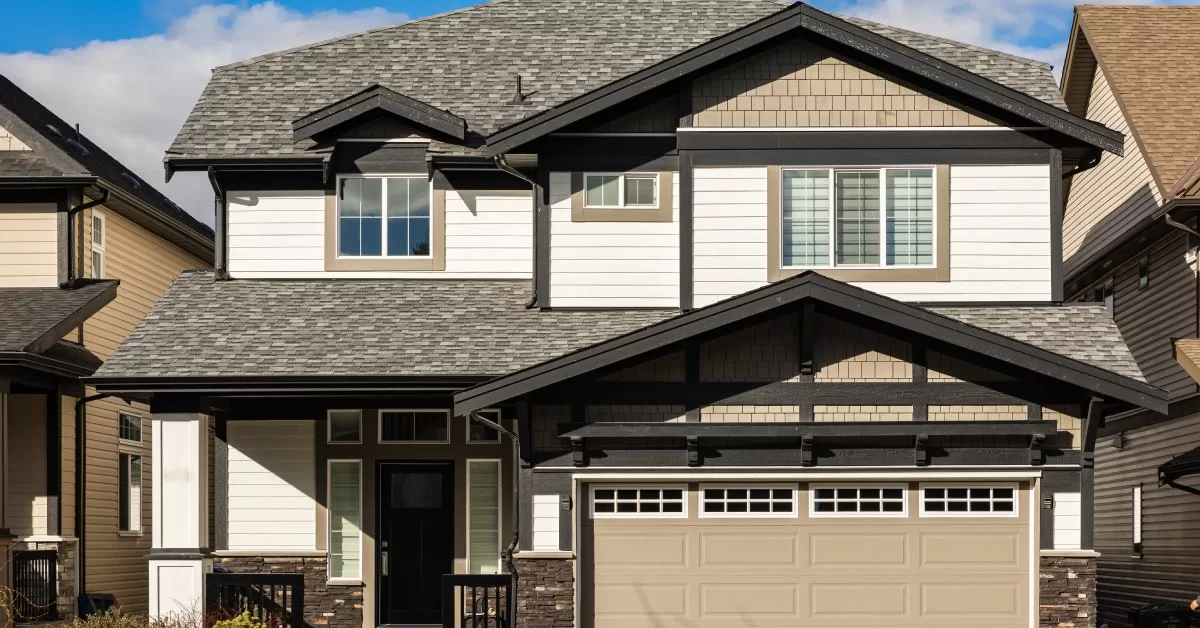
118, 411, 143, 534
90, 209, 106, 278
782, 167, 935, 269
584, 173, 659, 208
337, 176, 431, 258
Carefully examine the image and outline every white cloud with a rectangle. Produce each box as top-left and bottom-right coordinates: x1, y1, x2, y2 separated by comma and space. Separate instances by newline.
0, 2, 408, 225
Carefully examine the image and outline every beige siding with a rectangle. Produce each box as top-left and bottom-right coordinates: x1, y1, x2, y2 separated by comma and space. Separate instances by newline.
699, 313, 799, 382
0, 123, 30, 151
929, 405, 1026, 421
814, 314, 911, 382
700, 405, 800, 423
7, 395, 49, 537
80, 201, 206, 613
814, 405, 912, 422
691, 37, 995, 128
1094, 414, 1200, 628
1063, 66, 1163, 278
0, 204, 58, 287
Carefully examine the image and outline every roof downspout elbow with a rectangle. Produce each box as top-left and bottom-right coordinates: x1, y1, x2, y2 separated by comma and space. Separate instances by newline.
493, 155, 539, 308
208, 167, 229, 280
62, 189, 110, 288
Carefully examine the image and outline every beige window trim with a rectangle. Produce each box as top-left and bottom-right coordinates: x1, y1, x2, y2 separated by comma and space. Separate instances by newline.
767, 164, 950, 283
570, 171, 674, 222
324, 177, 446, 272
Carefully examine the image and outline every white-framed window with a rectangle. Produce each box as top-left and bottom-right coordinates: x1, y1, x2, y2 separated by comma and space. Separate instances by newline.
118, 411, 142, 445
700, 485, 797, 518
1132, 484, 1143, 555
118, 452, 142, 533
583, 172, 659, 208
328, 460, 363, 581
467, 409, 502, 444
591, 486, 686, 519
781, 166, 935, 269
327, 409, 362, 444
336, 174, 432, 258
467, 460, 502, 574
90, 209, 106, 278
920, 485, 1018, 517
379, 409, 450, 444
810, 485, 907, 517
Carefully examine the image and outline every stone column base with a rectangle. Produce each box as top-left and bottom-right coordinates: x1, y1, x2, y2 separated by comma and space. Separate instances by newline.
215, 555, 362, 628
513, 555, 574, 628
1040, 553, 1097, 628
15, 538, 78, 620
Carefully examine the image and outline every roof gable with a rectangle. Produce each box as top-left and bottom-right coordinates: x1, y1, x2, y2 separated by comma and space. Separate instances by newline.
0, 280, 117, 354
292, 84, 468, 143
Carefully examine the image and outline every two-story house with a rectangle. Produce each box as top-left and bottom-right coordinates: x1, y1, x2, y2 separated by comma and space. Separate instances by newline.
89, 2, 1165, 628
0, 74, 213, 618
1058, 6, 1200, 627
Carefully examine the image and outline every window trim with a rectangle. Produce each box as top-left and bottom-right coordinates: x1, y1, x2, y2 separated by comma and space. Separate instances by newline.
809, 484, 909, 518
590, 485, 688, 519
583, 172, 660, 209
378, 408, 452, 444
327, 459, 363, 582
918, 483, 1020, 518
117, 451, 143, 535
767, 164, 950, 282
698, 484, 798, 519
466, 409, 503, 444
117, 410, 143, 447
325, 173, 446, 272
327, 409, 362, 445
466, 459, 504, 574
1132, 484, 1143, 555
90, 208, 106, 279
570, 171, 674, 222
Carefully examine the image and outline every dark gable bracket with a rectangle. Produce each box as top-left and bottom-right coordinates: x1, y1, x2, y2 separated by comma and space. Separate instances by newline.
292, 84, 467, 143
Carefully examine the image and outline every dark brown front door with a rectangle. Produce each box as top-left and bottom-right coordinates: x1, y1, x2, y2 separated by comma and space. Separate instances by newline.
378, 462, 454, 626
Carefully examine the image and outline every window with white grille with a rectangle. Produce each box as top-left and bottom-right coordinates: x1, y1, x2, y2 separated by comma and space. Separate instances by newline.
921, 486, 1017, 516
591, 487, 685, 518
811, 486, 906, 517
701, 486, 796, 518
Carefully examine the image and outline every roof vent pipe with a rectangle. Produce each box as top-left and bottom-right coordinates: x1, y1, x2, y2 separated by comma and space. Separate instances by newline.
512, 75, 527, 105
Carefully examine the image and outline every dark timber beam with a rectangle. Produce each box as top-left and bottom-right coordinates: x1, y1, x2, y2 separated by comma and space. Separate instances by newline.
1081, 396, 1106, 550
560, 420, 1058, 440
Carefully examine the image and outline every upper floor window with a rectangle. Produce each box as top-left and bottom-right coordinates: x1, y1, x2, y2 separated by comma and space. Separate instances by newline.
1095, 281, 1114, 316
90, 209, 106, 278
781, 167, 934, 269
337, 175, 430, 258
584, 173, 659, 208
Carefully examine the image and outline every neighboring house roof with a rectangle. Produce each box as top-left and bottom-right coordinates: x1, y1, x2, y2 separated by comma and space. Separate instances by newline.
0, 281, 117, 376
0, 74, 214, 260
1173, 338, 1200, 385
169, 0, 1073, 162
1068, 5, 1200, 198
454, 272, 1160, 415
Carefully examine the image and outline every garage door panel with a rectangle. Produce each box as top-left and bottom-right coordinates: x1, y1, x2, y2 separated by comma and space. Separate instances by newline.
593, 532, 688, 566
920, 532, 1023, 568
700, 584, 800, 617
920, 581, 1023, 616
594, 582, 688, 615
810, 583, 909, 617
699, 532, 800, 566
809, 532, 909, 567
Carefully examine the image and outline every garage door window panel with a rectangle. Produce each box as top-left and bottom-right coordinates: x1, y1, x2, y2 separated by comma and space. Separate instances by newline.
810, 486, 907, 517
921, 485, 1018, 517
700, 486, 797, 518
591, 486, 686, 518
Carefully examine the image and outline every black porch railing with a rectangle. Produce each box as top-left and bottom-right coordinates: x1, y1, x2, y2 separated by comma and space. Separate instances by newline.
442, 574, 515, 628
205, 573, 304, 628
12, 549, 58, 622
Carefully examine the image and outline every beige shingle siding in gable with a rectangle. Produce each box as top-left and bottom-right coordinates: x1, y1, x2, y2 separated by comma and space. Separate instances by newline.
1063, 66, 1162, 280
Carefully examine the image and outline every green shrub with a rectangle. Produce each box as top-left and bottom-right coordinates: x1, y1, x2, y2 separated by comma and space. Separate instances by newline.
212, 612, 265, 628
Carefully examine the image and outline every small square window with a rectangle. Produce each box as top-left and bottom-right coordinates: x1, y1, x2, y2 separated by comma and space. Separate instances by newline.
467, 409, 502, 444
380, 410, 449, 443
118, 412, 142, 444
584, 173, 659, 209
328, 410, 362, 444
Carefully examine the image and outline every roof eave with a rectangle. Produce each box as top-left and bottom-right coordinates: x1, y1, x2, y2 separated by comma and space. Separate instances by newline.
23, 280, 119, 355
86, 373, 496, 396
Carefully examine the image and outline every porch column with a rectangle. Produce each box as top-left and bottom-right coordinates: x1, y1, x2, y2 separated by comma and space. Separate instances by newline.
149, 412, 210, 620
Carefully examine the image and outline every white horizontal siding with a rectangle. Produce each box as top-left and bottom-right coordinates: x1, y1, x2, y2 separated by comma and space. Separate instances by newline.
0, 204, 57, 287
532, 494, 561, 552
226, 421, 315, 551
692, 164, 1052, 306
225, 190, 532, 279
1053, 492, 1082, 551
549, 172, 680, 308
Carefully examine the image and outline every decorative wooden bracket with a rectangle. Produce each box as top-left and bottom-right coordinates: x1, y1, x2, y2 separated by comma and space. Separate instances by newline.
1029, 433, 1047, 466
571, 437, 587, 467
801, 435, 815, 467
687, 436, 702, 467
914, 434, 930, 467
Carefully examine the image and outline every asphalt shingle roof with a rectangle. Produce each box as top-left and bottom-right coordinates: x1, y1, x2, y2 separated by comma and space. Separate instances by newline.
0, 281, 118, 352
170, 0, 1067, 160
94, 272, 1144, 384
0, 150, 63, 177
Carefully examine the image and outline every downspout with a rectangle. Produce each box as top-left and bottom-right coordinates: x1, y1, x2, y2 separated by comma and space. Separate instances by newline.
208, 167, 228, 280
1062, 148, 1102, 181
493, 155, 538, 308
75, 392, 111, 603
63, 190, 109, 286
468, 411, 520, 625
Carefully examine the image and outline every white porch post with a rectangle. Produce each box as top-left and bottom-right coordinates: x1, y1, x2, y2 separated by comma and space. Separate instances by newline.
149, 412, 210, 620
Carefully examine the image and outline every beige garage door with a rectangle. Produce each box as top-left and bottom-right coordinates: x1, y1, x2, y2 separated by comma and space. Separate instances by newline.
582, 482, 1032, 628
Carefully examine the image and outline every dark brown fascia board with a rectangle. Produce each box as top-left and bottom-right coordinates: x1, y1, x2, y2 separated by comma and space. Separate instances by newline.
454, 272, 1167, 416
23, 280, 119, 355
562, 420, 1058, 440
484, 3, 1124, 157
0, 351, 101, 380
292, 85, 467, 143
164, 156, 327, 179
85, 374, 493, 396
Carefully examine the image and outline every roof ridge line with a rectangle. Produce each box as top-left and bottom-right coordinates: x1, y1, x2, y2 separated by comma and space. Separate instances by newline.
838, 14, 1054, 70
214, 0, 517, 72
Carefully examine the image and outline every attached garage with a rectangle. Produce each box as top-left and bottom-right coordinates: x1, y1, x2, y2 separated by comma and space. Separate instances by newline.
580, 482, 1034, 628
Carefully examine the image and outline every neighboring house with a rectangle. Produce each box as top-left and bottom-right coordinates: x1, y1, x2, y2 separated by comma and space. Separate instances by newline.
1059, 6, 1200, 627
0, 74, 213, 618
88, 2, 1164, 628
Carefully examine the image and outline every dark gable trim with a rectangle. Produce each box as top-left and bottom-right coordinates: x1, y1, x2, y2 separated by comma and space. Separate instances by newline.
679, 149, 694, 310
677, 130, 1056, 151
292, 85, 467, 142
24, 281, 119, 355
484, 3, 1122, 157
535, 161, 551, 307
692, 148, 1051, 168
454, 272, 1167, 415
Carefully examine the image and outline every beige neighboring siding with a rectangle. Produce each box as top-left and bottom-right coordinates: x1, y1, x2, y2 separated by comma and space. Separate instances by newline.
1095, 414, 1200, 628
7, 395, 49, 537
1063, 66, 1163, 279
80, 202, 205, 613
691, 37, 996, 128
0, 123, 30, 150
0, 204, 58, 287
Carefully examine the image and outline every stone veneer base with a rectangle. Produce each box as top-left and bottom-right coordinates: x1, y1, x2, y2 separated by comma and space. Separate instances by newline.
215, 556, 362, 628
514, 556, 574, 628
1040, 555, 1097, 628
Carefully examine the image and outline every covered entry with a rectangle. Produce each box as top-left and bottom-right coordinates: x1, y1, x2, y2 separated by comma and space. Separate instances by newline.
581, 480, 1034, 628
